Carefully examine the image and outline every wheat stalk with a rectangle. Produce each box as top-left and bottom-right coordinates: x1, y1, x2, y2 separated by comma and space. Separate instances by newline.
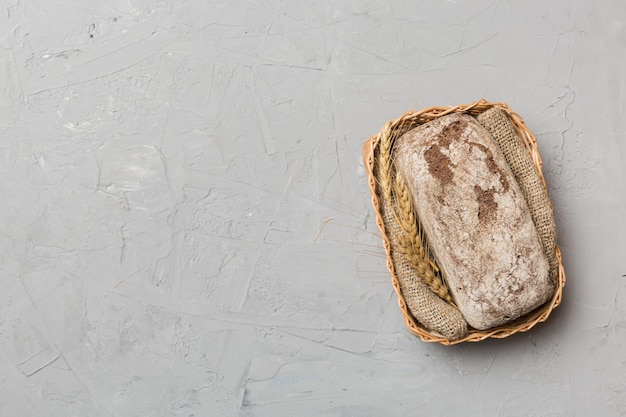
393, 170, 456, 305
377, 121, 456, 306
377, 121, 394, 203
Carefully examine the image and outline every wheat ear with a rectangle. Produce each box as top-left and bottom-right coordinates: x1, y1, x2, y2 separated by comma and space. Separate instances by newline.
377, 122, 456, 306
392, 170, 456, 305
377, 122, 395, 203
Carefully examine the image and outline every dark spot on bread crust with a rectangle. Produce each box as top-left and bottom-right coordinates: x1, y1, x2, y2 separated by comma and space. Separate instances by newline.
424, 143, 454, 186
423, 120, 467, 186
474, 185, 497, 224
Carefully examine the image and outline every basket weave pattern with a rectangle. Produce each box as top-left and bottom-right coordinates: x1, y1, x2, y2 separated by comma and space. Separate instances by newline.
362, 99, 566, 345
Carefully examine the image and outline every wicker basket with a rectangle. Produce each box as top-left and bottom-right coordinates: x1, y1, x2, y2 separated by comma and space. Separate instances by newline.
362, 99, 566, 345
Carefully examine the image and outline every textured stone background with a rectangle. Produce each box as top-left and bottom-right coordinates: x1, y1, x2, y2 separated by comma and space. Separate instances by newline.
1, 1, 624, 416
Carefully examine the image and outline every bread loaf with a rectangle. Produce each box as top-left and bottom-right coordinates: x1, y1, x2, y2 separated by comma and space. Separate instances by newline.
394, 113, 554, 330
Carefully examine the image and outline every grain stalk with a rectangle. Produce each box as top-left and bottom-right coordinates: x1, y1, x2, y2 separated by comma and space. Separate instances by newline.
377, 122, 456, 306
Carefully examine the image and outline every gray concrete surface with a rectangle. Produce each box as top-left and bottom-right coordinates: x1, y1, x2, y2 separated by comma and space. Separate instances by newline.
1, 1, 624, 416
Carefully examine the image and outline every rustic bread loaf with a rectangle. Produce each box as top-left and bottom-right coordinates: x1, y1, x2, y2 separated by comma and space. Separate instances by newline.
394, 114, 554, 330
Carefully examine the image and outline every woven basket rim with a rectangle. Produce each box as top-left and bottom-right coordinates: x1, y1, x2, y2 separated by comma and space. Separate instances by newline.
362, 98, 566, 345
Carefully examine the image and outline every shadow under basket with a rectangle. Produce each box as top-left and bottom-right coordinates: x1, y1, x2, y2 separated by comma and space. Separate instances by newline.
362, 99, 566, 345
